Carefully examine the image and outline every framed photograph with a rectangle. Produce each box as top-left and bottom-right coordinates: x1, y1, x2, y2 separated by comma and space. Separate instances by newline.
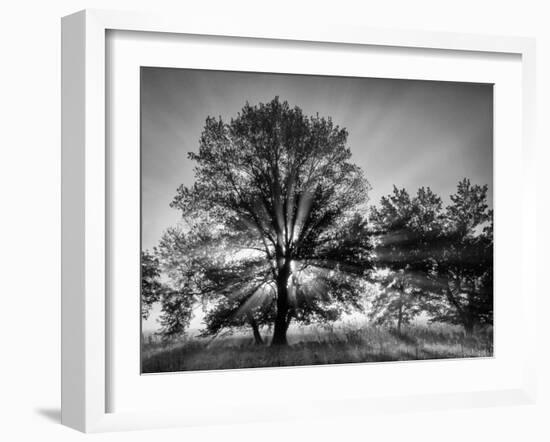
61, 9, 537, 432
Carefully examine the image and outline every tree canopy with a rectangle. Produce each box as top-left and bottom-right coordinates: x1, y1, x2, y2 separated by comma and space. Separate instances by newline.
165, 97, 374, 345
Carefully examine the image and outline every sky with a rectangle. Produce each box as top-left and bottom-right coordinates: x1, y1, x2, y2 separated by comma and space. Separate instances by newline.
141, 67, 493, 254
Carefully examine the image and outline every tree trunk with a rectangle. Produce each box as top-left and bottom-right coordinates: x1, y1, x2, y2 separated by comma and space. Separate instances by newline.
463, 292, 475, 337
251, 320, 263, 345
271, 259, 291, 346
397, 303, 403, 335
463, 320, 475, 337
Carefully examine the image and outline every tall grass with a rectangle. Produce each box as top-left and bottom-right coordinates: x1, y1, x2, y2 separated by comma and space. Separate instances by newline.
141, 323, 493, 373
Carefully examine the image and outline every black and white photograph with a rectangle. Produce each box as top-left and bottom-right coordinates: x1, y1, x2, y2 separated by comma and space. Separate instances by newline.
140, 68, 494, 373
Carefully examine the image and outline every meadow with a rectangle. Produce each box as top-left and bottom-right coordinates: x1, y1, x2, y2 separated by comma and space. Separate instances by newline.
141, 322, 493, 373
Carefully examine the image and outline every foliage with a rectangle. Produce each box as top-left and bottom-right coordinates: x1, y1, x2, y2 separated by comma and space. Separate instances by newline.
425, 179, 493, 334
369, 186, 444, 330
166, 97, 374, 345
141, 250, 163, 320
368, 269, 425, 333
156, 287, 194, 340
369, 180, 493, 335
141, 249, 194, 339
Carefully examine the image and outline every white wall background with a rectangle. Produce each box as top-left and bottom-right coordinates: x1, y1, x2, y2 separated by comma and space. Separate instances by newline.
0, 1, 548, 441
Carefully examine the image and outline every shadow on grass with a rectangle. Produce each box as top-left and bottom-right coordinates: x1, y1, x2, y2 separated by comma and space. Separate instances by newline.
142, 324, 493, 373
388, 329, 418, 345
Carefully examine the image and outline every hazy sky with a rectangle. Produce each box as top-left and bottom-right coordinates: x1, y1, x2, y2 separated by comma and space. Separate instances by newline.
141, 68, 493, 251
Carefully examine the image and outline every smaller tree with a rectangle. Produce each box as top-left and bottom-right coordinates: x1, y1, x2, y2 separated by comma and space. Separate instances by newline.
141, 250, 163, 320
425, 179, 493, 335
141, 249, 194, 340
157, 286, 194, 340
369, 268, 424, 334
369, 186, 444, 333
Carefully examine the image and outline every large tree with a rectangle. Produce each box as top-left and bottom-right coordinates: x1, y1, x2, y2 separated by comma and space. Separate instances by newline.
170, 97, 373, 345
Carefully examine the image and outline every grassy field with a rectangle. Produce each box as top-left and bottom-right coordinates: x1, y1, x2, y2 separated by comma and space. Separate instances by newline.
141, 322, 493, 373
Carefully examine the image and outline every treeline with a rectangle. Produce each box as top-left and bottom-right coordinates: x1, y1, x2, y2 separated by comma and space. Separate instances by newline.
368, 179, 492, 335
143, 178, 492, 342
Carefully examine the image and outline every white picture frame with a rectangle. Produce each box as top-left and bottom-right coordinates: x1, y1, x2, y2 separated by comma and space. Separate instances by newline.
61, 9, 537, 433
